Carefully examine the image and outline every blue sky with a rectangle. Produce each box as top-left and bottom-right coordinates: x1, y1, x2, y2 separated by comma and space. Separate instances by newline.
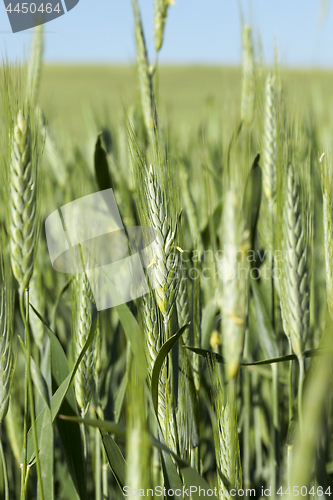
0, 0, 332, 66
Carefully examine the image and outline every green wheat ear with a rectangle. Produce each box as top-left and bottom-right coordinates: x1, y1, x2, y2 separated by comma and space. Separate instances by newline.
154, 0, 173, 53
127, 112, 180, 455
9, 110, 38, 294
241, 25, 255, 125
262, 73, 277, 213
73, 272, 98, 415
146, 164, 181, 326
279, 164, 310, 360
218, 189, 250, 381
127, 119, 181, 330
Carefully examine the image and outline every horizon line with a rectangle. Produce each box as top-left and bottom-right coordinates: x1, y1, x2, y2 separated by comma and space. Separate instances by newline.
28, 61, 333, 71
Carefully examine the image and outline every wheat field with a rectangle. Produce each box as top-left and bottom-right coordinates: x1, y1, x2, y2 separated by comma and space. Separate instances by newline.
0, 2, 333, 500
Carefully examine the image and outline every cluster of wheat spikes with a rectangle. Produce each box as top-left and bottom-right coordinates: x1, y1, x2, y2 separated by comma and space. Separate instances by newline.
0, 4, 332, 500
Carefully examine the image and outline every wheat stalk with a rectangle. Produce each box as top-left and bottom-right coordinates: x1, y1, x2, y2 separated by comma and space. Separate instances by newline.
175, 352, 193, 463
176, 275, 190, 338
154, 0, 173, 53
241, 25, 255, 125
38, 112, 67, 187
94, 316, 102, 398
280, 165, 310, 360
175, 239, 200, 462
9, 110, 37, 294
73, 272, 97, 415
262, 74, 277, 213
279, 162, 311, 431
128, 122, 180, 453
4, 376, 22, 466
179, 163, 203, 254
26, 25, 43, 108
210, 361, 242, 499
126, 361, 151, 493
192, 270, 201, 393
218, 190, 250, 381
176, 279, 199, 463
140, 290, 178, 453
29, 265, 45, 349
132, 0, 155, 135
140, 292, 161, 380
320, 154, 333, 320
146, 164, 180, 329
0, 248, 14, 424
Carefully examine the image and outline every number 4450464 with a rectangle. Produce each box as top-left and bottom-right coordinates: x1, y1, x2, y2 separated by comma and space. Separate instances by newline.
6, 3, 61, 14
277, 486, 332, 496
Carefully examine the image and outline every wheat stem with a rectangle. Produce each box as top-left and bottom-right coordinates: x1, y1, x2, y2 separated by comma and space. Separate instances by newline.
102, 448, 108, 499
228, 380, 237, 492
132, 0, 156, 135
29, 265, 45, 349
95, 427, 102, 500
298, 355, 305, 434
253, 371, 263, 483
20, 295, 29, 500
19, 291, 44, 500
0, 245, 14, 425
179, 164, 203, 254
271, 363, 279, 497
26, 25, 43, 109
320, 154, 333, 320
0, 425, 9, 500
243, 332, 251, 489
288, 339, 293, 422
126, 359, 150, 493
287, 339, 294, 488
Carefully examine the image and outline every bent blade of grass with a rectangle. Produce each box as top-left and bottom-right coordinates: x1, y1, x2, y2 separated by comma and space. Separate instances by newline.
151, 322, 190, 415
100, 431, 127, 492
50, 276, 72, 332
184, 346, 331, 366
